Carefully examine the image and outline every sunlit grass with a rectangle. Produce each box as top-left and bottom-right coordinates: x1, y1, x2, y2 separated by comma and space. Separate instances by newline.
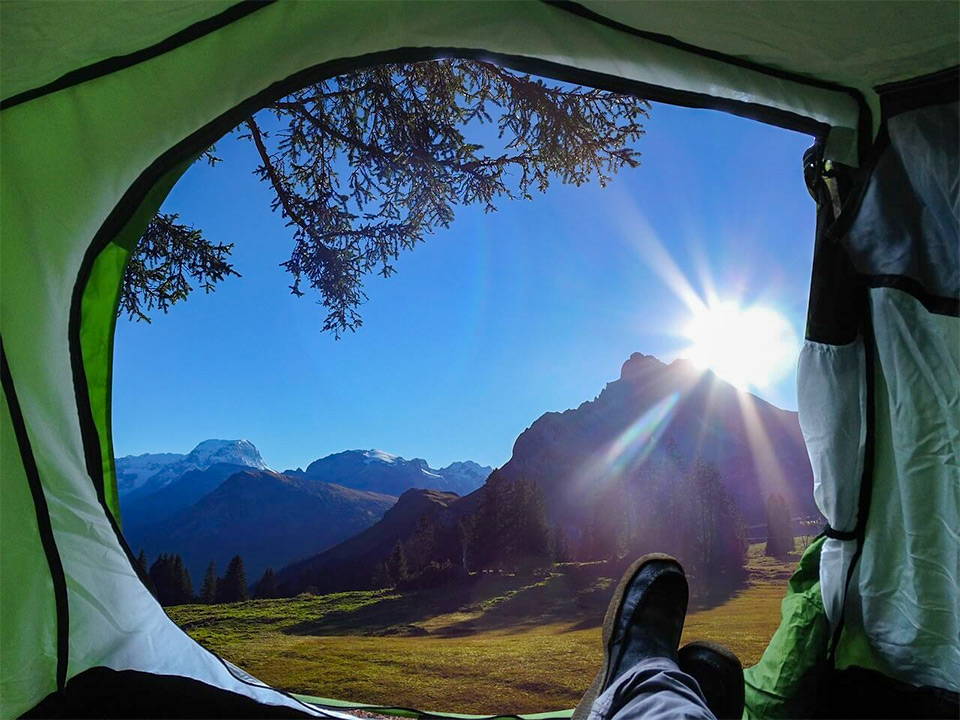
168, 541, 807, 714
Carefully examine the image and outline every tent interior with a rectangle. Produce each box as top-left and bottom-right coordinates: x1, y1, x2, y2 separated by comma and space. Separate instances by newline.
1, 1, 957, 718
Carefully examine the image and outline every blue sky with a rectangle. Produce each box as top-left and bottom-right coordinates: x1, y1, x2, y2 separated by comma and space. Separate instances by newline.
113, 97, 815, 471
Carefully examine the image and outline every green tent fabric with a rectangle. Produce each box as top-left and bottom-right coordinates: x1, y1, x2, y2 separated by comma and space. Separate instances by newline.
1, 2, 957, 717
744, 537, 830, 719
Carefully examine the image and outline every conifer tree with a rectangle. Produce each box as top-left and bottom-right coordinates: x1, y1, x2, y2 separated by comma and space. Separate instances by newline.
254, 568, 278, 599
402, 514, 438, 577
468, 473, 505, 571
550, 528, 571, 563
172, 555, 194, 604
513, 476, 552, 573
148, 554, 193, 606
219, 555, 249, 603
200, 562, 218, 604
136, 549, 158, 597
764, 493, 794, 558
124, 60, 649, 335
149, 554, 171, 605
384, 542, 408, 586
370, 562, 391, 589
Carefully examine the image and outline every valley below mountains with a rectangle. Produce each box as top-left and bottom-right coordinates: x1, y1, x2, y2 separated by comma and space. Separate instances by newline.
120, 352, 818, 601
120, 443, 492, 582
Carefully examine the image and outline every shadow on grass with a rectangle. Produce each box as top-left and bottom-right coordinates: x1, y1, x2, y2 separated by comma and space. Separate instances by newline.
283, 573, 530, 636
282, 561, 674, 638
281, 557, 750, 639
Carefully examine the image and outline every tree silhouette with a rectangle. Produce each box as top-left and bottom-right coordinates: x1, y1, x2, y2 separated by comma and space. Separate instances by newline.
512, 476, 552, 573
254, 568, 279, 599
764, 493, 794, 558
384, 542, 409, 586
218, 555, 249, 603
466, 472, 506, 571
135, 549, 158, 597
550, 528, 571, 563
465, 472, 554, 573
149, 554, 194, 606
123, 60, 649, 335
200, 562, 218, 604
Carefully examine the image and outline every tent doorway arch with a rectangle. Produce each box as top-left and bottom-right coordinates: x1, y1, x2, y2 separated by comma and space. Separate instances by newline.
2, 3, 957, 717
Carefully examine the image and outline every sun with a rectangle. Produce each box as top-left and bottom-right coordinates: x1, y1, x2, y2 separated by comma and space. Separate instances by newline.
682, 301, 799, 390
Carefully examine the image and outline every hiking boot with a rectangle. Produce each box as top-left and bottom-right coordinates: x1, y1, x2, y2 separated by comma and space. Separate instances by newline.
678, 640, 745, 720
573, 554, 688, 720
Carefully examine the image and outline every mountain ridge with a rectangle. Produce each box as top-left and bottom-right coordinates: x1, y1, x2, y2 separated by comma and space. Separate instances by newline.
272, 352, 816, 595
135, 469, 398, 583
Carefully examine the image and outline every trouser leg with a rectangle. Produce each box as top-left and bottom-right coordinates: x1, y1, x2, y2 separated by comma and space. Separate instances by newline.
586, 657, 716, 720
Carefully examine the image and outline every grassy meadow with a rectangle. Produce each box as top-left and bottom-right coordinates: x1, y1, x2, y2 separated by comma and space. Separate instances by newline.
168, 541, 809, 714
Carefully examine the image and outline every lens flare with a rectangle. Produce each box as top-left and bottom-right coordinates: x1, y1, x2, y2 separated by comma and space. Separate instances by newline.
682, 301, 798, 390
602, 391, 680, 474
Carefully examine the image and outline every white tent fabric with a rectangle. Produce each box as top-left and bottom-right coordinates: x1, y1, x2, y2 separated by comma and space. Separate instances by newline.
851, 288, 959, 691
797, 338, 866, 625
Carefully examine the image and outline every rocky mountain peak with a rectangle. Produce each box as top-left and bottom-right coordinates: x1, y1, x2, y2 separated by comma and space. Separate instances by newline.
117, 439, 269, 498
185, 439, 267, 470
618, 351, 665, 381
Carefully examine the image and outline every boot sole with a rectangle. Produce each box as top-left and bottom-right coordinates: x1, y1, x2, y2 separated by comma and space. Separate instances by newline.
678, 640, 745, 720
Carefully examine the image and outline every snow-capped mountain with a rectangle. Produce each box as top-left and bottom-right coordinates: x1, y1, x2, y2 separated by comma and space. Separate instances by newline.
287, 449, 492, 496
117, 439, 268, 498
114, 452, 183, 494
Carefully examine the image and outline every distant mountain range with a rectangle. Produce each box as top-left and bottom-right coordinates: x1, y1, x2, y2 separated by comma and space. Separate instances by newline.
272, 353, 817, 595
120, 352, 817, 595
118, 439, 267, 498
117, 441, 492, 583
286, 450, 491, 496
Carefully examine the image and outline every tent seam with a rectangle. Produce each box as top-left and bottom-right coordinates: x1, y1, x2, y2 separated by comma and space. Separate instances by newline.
862, 276, 959, 317
0, 0, 276, 110
0, 339, 70, 692
542, 0, 872, 159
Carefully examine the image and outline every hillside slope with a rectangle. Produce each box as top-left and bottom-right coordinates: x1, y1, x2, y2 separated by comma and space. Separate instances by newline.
137, 470, 396, 582
498, 353, 815, 540
276, 488, 464, 594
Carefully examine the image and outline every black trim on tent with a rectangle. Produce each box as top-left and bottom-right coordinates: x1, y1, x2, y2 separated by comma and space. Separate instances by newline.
543, 0, 873, 159
804, 151, 863, 346
0, 339, 70, 692
822, 525, 858, 542
22, 666, 315, 719
22, 666, 551, 720
863, 275, 959, 318
827, 296, 877, 662
877, 65, 960, 119
2, 1, 848, 139
0, 1, 275, 110
822, 665, 959, 719
68, 267, 111, 514
822, 77, 960, 318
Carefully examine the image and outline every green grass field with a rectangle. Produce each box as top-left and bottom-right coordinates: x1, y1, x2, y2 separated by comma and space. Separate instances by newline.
168, 542, 807, 714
